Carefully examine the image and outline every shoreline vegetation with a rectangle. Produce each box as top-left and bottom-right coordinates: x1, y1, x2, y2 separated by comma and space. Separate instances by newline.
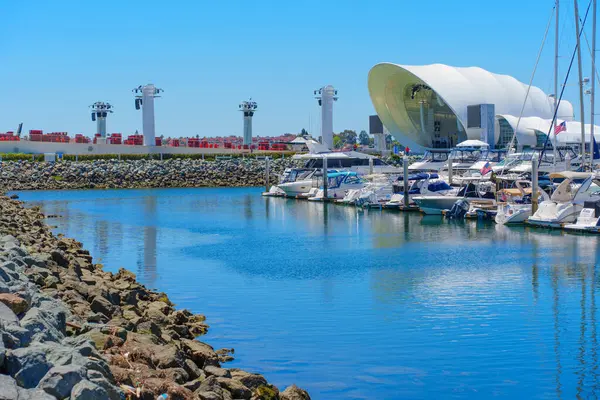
0, 158, 311, 399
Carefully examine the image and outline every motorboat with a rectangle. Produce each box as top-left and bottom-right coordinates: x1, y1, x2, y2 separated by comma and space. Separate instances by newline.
492, 152, 534, 174
307, 171, 365, 201
463, 149, 507, 178
413, 177, 496, 215
384, 173, 456, 209
441, 140, 490, 176
509, 147, 581, 174
495, 180, 550, 225
564, 199, 600, 233
339, 174, 395, 207
276, 169, 333, 197
527, 171, 600, 228
408, 149, 451, 173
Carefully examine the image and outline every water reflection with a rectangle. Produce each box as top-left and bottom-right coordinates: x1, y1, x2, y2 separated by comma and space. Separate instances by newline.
140, 195, 157, 288
14, 188, 600, 399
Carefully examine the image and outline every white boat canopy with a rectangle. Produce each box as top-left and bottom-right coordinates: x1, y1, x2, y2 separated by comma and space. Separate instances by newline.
456, 139, 490, 148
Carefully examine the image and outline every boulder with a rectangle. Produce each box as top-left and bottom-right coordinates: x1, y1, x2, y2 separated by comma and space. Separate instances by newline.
0, 374, 19, 400
70, 380, 109, 400
216, 377, 251, 399
181, 338, 218, 368
0, 300, 18, 325
229, 369, 268, 390
280, 385, 311, 400
153, 344, 185, 369
38, 365, 86, 399
183, 358, 204, 380
90, 296, 115, 318
0, 293, 29, 314
5, 346, 52, 388
19, 307, 65, 343
204, 365, 231, 378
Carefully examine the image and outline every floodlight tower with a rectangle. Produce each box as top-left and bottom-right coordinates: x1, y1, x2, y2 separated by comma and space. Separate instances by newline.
90, 102, 113, 138
239, 98, 258, 146
314, 85, 338, 150
133, 84, 163, 146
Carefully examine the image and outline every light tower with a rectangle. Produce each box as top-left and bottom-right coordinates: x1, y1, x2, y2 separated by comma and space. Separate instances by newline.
90, 102, 113, 139
238, 98, 258, 146
133, 84, 163, 146
314, 85, 338, 150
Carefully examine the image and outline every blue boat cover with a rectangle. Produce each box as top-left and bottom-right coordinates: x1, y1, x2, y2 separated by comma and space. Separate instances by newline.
397, 173, 439, 181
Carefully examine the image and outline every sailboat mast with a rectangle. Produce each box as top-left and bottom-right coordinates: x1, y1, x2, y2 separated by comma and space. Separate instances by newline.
554, 0, 560, 169
591, 0, 597, 168
574, 0, 587, 169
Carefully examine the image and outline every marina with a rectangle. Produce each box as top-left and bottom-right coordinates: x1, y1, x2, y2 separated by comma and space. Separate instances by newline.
13, 186, 600, 399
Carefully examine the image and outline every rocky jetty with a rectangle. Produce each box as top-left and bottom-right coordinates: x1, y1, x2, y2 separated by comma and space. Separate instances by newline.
0, 196, 310, 400
0, 158, 301, 191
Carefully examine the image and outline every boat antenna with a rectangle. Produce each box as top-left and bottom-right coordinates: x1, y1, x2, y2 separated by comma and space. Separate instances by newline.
574, 0, 587, 170
539, 0, 593, 168
590, 0, 597, 169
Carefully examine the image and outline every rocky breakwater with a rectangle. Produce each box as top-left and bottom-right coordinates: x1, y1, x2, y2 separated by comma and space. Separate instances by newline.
0, 196, 310, 400
0, 158, 301, 191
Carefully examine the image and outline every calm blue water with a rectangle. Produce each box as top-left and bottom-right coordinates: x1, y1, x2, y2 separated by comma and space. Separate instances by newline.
13, 187, 600, 399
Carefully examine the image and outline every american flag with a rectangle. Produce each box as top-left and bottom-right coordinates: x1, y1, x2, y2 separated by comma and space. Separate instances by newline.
554, 121, 567, 135
480, 161, 492, 176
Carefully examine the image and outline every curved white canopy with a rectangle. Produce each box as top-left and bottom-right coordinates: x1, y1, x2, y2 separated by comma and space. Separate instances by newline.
368, 62, 575, 149
497, 114, 600, 146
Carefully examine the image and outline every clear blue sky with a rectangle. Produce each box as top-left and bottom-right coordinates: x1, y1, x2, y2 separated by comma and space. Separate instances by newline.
0, 0, 596, 138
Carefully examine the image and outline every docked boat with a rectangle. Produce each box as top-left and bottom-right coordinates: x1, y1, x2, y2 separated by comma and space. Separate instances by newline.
413, 177, 496, 215
339, 174, 395, 207
495, 180, 550, 225
408, 149, 451, 173
307, 171, 365, 201
441, 140, 490, 176
527, 172, 600, 228
563, 199, 600, 233
463, 149, 507, 178
384, 173, 455, 209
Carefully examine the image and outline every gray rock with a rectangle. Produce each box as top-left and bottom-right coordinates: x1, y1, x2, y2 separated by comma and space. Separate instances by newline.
0, 373, 19, 400
0, 280, 10, 294
5, 322, 33, 347
87, 370, 121, 400
16, 387, 57, 400
205, 365, 231, 378
38, 365, 86, 399
280, 384, 311, 400
1, 261, 18, 272
196, 391, 223, 400
70, 380, 108, 400
184, 358, 204, 380
89, 296, 114, 318
20, 307, 65, 343
0, 301, 19, 325
6, 346, 52, 388
0, 332, 5, 368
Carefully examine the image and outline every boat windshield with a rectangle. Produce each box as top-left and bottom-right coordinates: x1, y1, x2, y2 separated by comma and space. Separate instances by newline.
304, 157, 385, 169
422, 150, 449, 162
285, 169, 315, 183
449, 148, 483, 163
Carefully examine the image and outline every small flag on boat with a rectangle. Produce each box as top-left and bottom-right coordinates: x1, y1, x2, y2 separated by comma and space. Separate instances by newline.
554, 121, 567, 135
480, 161, 492, 176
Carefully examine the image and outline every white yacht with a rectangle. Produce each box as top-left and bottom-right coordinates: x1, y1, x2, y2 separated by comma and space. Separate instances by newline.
384, 173, 456, 209
527, 172, 600, 228
308, 171, 365, 201
413, 177, 496, 215
495, 180, 550, 225
339, 174, 395, 207
440, 140, 490, 176
564, 199, 600, 233
408, 149, 451, 173
463, 149, 507, 178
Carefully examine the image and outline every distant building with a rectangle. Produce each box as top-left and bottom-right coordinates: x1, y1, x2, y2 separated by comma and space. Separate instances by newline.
368, 63, 579, 151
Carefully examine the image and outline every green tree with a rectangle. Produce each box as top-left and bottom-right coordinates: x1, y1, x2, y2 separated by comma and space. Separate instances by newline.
338, 129, 357, 145
358, 130, 370, 145
333, 135, 343, 149
300, 128, 308, 136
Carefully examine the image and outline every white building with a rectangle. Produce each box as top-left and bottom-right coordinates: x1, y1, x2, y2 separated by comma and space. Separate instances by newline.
368, 62, 580, 151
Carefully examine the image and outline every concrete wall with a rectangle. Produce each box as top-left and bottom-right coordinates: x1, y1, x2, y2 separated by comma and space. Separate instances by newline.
0, 141, 292, 156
